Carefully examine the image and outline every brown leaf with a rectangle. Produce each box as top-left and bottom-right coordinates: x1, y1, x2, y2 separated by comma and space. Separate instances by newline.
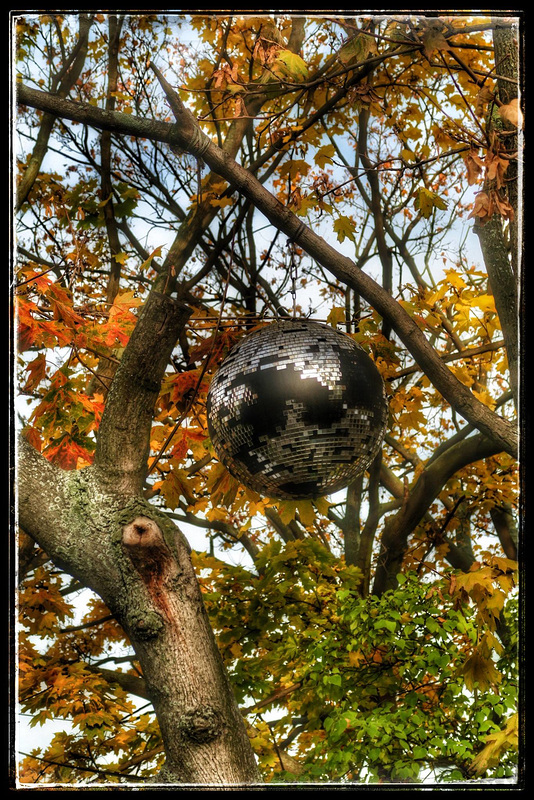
484, 151, 509, 189
475, 85, 495, 117
491, 190, 514, 222
23, 352, 47, 392
498, 98, 523, 128
468, 190, 493, 222
464, 148, 485, 186
421, 24, 450, 59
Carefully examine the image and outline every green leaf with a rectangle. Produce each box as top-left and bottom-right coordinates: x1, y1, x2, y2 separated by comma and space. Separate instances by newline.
374, 618, 396, 633
273, 50, 309, 81
338, 33, 374, 65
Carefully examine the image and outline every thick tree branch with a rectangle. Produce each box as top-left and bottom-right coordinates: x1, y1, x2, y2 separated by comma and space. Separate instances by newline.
93, 292, 191, 493
16, 435, 76, 568
372, 432, 503, 595
473, 218, 518, 408
17, 82, 518, 459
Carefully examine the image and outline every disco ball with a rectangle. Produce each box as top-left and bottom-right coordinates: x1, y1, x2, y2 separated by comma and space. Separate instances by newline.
206, 319, 388, 500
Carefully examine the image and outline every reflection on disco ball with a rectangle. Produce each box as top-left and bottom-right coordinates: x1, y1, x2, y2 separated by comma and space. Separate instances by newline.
206, 319, 388, 500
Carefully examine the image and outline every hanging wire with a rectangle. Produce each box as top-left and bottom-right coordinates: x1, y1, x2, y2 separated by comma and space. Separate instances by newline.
288, 238, 298, 319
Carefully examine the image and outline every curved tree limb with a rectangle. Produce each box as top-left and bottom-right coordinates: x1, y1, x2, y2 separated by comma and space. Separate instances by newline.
17, 79, 518, 459
372, 432, 504, 595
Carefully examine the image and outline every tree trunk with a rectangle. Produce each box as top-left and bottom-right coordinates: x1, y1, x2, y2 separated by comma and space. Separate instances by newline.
16, 285, 261, 785
473, 21, 521, 409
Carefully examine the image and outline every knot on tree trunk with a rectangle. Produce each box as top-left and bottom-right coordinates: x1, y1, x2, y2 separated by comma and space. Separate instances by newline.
122, 516, 171, 578
122, 515, 181, 623
180, 705, 226, 744
127, 609, 165, 640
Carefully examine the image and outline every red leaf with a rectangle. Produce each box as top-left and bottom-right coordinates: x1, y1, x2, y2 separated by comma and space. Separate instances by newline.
44, 437, 94, 469
22, 353, 47, 391
23, 426, 43, 452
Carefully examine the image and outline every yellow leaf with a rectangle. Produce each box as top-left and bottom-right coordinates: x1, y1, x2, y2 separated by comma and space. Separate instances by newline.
470, 713, 518, 776
326, 307, 346, 327
229, 641, 243, 658
460, 648, 502, 692
471, 294, 496, 313
333, 215, 356, 243
414, 187, 448, 218
455, 565, 495, 597
314, 144, 336, 169
140, 246, 163, 271
296, 499, 316, 527
444, 268, 467, 290
313, 496, 331, 517
348, 650, 366, 667
401, 148, 416, 162
209, 196, 234, 208
279, 159, 310, 181
273, 50, 309, 81
426, 283, 448, 306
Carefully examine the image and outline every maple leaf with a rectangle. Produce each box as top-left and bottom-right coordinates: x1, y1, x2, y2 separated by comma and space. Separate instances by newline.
314, 144, 335, 169
470, 713, 518, 776
326, 306, 346, 327
273, 50, 309, 81
414, 186, 448, 218
333, 215, 356, 243
44, 436, 94, 469
22, 426, 43, 452
22, 352, 47, 391
460, 648, 502, 692
156, 466, 196, 509
339, 32, 375, 65
279, 159, 310, 181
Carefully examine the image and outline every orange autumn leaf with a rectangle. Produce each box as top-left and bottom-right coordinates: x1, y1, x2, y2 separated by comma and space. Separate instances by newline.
22, 352, 47, 391
44, 436, 94, 469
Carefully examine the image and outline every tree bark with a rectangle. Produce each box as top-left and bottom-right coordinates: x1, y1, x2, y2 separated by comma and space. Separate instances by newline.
372, 432, 503, 595
473, 21, 521, 408
93, 291, 191, 494
16, 15, 93, 211
17, 447, 260, 784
